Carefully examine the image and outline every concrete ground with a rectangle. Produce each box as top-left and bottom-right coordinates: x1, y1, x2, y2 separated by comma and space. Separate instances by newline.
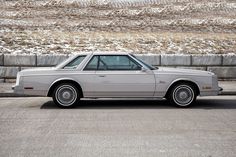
0, 96, 235, 157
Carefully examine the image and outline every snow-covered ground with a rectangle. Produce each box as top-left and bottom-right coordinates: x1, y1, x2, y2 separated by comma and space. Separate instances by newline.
0, 0, 236, 54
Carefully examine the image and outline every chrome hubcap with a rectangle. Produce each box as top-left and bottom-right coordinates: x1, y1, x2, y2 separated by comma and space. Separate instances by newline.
55, 85, 77, 106
173, 85, 194, 106
179, 91, 188, 99
62, 91, 71, 99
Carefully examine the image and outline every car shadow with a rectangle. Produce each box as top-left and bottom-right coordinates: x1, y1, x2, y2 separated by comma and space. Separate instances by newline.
40, 98, 236, 109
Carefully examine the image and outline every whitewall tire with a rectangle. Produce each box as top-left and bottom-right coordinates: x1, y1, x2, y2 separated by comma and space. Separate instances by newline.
168, 83, 197, 107
53, 83, 79, 108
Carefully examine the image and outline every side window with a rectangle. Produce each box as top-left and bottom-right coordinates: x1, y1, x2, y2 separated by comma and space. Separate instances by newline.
63, 56, 86, 69
84, 56, 98, 70
99, 55, 141, 70
84, 55, 142, 71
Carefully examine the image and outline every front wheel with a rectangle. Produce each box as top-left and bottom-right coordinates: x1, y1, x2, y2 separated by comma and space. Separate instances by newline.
168, 83, 197, 107
52, 83, 80, 108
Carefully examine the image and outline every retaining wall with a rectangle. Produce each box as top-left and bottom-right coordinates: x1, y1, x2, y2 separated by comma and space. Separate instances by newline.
0, 54, 235, 81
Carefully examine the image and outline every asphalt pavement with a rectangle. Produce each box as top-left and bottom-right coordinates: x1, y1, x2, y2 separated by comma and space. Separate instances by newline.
0, 96, 235, 157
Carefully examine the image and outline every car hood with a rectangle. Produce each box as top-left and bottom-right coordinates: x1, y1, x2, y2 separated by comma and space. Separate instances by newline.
154, 67, 214, 76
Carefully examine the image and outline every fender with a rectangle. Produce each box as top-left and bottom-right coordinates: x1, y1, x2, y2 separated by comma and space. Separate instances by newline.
165, 78, 201, 95
47, 77, 83, 96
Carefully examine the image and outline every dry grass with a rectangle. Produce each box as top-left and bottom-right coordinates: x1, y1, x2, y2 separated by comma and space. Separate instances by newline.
1, 30, 236, 54
0, 0, 236, 54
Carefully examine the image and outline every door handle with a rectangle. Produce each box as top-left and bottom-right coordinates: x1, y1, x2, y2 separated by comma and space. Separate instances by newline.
98, 75, 106, 77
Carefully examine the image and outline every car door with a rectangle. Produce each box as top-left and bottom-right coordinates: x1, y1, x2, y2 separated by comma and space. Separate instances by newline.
83, 55, 156, 97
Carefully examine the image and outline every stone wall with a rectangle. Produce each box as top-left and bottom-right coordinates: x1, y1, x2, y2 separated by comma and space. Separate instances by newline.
0, 54, 235, 81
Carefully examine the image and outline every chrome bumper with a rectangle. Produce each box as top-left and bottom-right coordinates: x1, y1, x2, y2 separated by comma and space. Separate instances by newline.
12, 85, 24, 94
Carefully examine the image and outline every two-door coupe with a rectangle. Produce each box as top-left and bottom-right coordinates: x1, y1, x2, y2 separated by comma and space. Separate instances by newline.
13, 52, 222, 108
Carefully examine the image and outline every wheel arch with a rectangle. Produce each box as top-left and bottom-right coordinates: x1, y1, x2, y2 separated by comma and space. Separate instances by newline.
165, 79, 200, 98
47, 78, 84, 98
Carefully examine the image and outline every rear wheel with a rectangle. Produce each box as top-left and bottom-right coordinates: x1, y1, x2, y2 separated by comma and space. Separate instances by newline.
168, 83, 197, 107
52, 83, 80, 108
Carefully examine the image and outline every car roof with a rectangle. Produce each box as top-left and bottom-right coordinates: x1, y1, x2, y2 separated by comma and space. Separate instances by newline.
74, 51, 130, 56
93, 51, 129, 55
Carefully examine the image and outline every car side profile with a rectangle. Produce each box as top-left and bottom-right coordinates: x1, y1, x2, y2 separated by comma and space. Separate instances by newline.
13, 52, 222, 108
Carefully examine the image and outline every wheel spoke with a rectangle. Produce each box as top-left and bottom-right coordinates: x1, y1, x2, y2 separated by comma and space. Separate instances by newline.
55, 85, 77, 107
173, 85, 194, 106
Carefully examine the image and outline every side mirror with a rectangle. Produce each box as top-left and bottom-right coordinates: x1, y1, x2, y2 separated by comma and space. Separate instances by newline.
141, 67, 147, 72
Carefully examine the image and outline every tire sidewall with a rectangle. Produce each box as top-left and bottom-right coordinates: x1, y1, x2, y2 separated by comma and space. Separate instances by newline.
53, 83, 79, 108
169, 83, 196, 107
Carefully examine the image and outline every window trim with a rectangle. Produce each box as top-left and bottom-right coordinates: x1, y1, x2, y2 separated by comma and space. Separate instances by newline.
83, 55, 99, 71
83, 55, 142, 71
63, 55, 86, 70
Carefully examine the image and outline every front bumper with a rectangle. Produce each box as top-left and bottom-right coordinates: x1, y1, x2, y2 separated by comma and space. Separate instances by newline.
200, 86, 223, 96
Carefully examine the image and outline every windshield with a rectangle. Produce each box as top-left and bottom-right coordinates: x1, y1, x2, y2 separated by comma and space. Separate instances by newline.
131, 54, 157, 70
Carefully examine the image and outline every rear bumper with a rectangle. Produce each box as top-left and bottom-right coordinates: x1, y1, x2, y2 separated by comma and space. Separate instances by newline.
12, 85, 24, 94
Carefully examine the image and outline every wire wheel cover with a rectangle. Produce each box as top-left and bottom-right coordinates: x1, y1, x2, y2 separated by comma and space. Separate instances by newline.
56, 85, 77, 106
173, 85, 194, 106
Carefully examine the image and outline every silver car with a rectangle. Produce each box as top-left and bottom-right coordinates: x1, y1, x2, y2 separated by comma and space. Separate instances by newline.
13, 52, 222, 108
